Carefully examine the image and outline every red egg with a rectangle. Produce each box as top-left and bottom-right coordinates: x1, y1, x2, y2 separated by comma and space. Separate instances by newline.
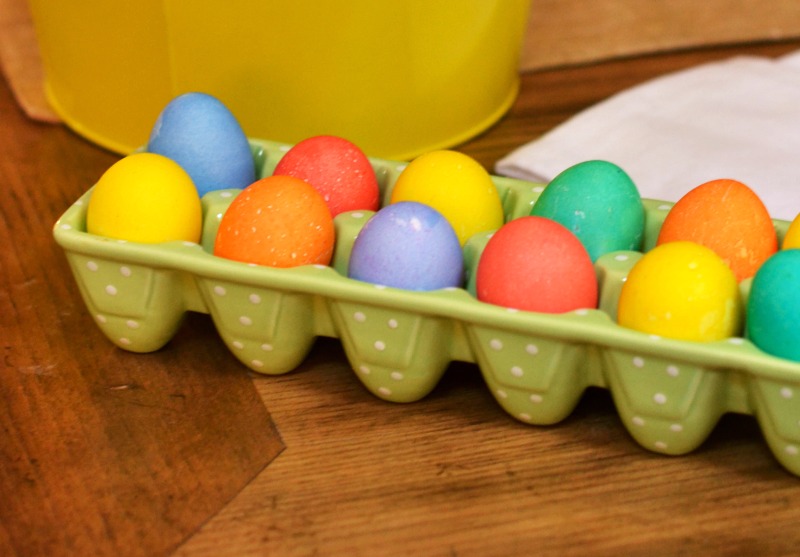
272, 135, 380, 217
214, 175, 335, 268
476, 216, 598, 313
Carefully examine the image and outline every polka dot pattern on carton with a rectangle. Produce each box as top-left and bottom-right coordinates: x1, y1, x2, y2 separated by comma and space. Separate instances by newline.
53, 138, 800, 479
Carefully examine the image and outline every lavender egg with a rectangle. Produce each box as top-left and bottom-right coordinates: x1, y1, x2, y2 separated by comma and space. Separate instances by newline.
348, 202, 464, 290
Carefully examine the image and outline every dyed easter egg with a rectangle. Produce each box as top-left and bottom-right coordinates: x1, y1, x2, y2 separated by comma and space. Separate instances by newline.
147, 92, 256, 196
782, 213, 800, 250
389, 150, 504, 245
214, 175, 334, 267
272, 135, 379, 217
617, 241, 742, 342
656, 178, 777, 281
530, 160, 644, 262
747, 249, 800, 362
348, 202, 463, 290
476, 216, 598, 313
86, 153, 202, 244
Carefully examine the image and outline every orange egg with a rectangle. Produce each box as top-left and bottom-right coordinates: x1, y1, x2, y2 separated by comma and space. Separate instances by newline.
656, 178, 777, 281
214, 175, 335, 267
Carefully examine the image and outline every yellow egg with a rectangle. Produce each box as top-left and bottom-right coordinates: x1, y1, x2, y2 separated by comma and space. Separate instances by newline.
389, 150, 504, 245
87, 153, 202, 243
617, 241, 743, 342
782, 213, 800, 249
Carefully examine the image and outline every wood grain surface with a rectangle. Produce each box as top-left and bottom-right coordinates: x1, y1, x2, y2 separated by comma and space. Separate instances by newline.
0, 71, 283, 557
3, 38, 800, 557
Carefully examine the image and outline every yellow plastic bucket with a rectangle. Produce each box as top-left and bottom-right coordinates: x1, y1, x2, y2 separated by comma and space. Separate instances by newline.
28, 1, 531, 160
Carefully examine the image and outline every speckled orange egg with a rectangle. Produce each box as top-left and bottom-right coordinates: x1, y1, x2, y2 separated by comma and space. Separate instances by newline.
214, 175, 334, 267
656, 178, 777, 281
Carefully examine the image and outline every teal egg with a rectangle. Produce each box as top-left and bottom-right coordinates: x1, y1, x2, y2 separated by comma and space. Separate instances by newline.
747, 249, 800, 362
530, 160, 644, 261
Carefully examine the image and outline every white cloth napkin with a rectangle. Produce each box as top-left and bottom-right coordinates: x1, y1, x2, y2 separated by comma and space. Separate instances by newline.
495, 52, 800, 222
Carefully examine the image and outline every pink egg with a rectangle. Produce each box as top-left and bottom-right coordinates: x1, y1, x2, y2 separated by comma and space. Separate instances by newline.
476, 216, 598, 313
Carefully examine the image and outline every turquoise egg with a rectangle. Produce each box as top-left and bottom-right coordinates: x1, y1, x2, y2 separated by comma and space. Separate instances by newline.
530, 160, 644, 262
747, 249, 800, 362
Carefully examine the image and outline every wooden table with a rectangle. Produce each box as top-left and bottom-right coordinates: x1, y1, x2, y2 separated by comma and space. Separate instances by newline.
4, 40, 800, 557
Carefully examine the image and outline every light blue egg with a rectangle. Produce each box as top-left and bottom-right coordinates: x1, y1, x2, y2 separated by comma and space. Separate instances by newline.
531, 160, 644, 262
147, 92, 255, 196
747, 249, 800, 362
348, 202, 464, 291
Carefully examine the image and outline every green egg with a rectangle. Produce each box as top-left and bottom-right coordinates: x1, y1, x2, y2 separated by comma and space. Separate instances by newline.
530, 160, 645, 262
747, 249, 800, 362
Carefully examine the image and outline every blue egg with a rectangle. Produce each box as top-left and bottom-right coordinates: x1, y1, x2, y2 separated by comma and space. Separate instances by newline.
348, 202, 464, 291
147, 92, 255, 196
747, 249, 800, 362
531, 160, 644, 262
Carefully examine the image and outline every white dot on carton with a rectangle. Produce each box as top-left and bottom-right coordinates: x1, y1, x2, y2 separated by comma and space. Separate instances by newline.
387, 318, 398, 329
120, 266, 132, 277
781, 387, 794, 399
232, 341, 244, 349
125, 320, 139, 329
354, 311, 367, 322
239, 316, 253, 326
666, 365, 680, 377
251, 360, 264, 368
359, 365, 370, 375
496, 389, 508, 399
526, 344, 539, 355
489, 339, 503, 351
633, 356, 645, 368
249, 293, 262, 304
654, 441, 668, 450
118, 337, 131, 345
653, 393, 668, 405
670, 423, 684, 433
378, 387, 392, 396
530, 394, 543, 404
214, 285, 226, 296
261, 343, 273, 352
511, 366, 523, 377
632, 416, 645, 426
105, 285, 118, 296
374, 340, 386, 351
86, 261, 99, 272
390, 371, 404, 381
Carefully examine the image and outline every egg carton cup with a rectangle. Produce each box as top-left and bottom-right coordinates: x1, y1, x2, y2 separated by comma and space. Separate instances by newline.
54, 139, 800, 478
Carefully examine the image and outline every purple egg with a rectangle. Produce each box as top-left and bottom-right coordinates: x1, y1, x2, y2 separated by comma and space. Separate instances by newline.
348, 202, 464, 290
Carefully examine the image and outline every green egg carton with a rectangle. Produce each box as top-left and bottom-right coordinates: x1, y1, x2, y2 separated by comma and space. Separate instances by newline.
53, 138, 800, 478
